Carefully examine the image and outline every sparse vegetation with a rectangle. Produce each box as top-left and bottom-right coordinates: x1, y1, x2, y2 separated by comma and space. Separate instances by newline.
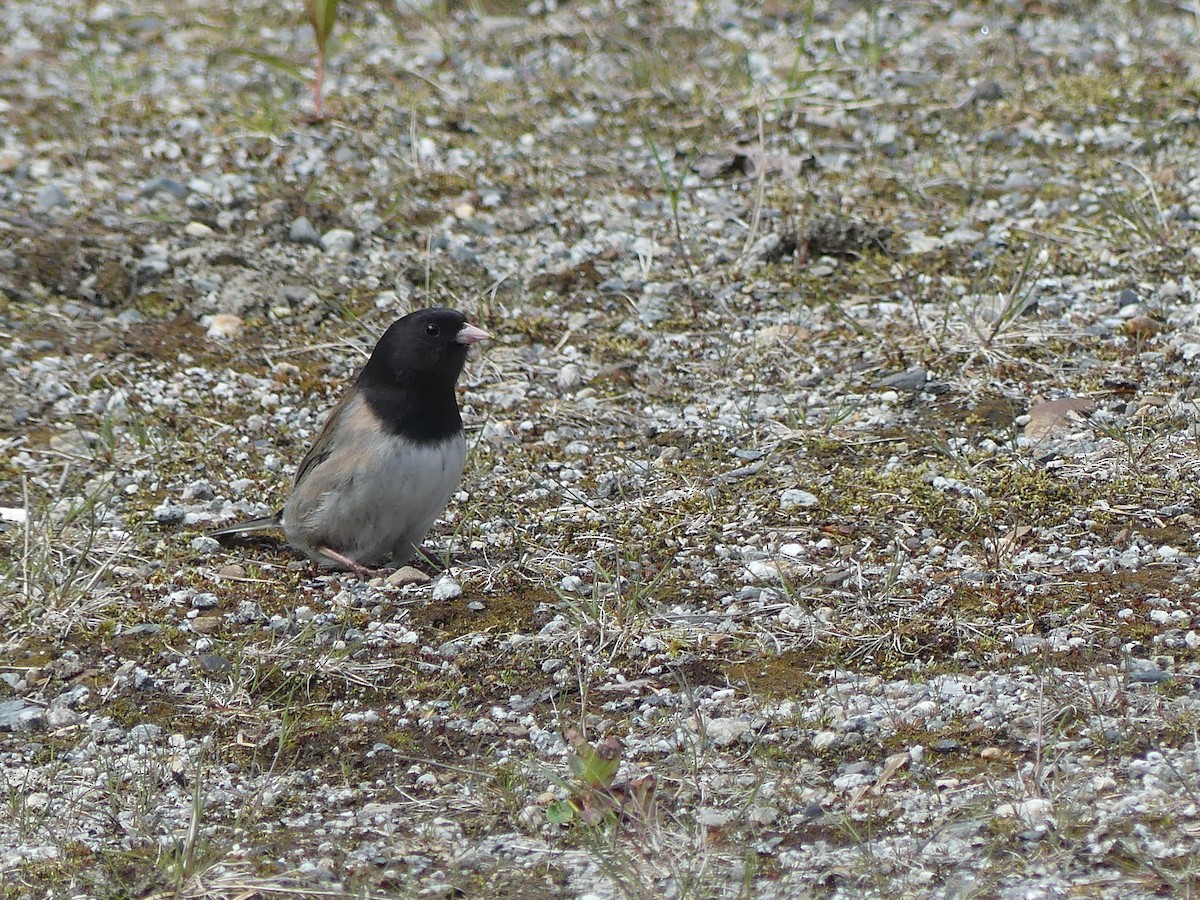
4, 0, 1200, 897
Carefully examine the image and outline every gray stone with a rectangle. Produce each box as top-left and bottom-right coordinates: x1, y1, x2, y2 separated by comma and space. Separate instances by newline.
189, 535, 220, 555
289, 216, 320, 245
197, 653, 231, 675
780, 488, 819, 510
0, 672, 24, 691
139, 176, 189, 200
874, 368, 928, 392
120, 623, 163, 638
35, 183, 69, 211
153, 504, 186, 525
191, 592, 219, 610
128, 723, 162, 743
637, 282, 673, 325
0, 699, 45, 732
319, 228, 356, 254
705, 717, 753, 747
46, 707, 80, 729
116, 308, 145, 326
1129, 668, 1170, 684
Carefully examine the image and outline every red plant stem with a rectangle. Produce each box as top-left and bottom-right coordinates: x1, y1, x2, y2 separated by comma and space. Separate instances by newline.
312, 49, 325, 118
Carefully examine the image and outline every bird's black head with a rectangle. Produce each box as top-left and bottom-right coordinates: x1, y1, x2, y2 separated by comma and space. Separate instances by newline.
360, 308, 488, 390
357, 308, 489, 440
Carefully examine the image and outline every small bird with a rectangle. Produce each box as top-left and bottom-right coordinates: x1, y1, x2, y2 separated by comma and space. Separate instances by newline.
209, 308, 489, 576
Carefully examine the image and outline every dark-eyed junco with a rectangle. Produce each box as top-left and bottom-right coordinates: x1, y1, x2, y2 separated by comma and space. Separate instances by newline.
209, 308, 489, 575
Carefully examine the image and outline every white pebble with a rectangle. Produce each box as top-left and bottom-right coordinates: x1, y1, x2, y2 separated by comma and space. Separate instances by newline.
205, 313, 243, 339
557, 363, 581, 390
779, 489, 819, 510
746, 560, 778, 582
320, 228, 356, 254
432, 577, 462, 601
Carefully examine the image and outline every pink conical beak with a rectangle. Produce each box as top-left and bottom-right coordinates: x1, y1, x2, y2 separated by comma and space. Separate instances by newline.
456, 323, 490, 345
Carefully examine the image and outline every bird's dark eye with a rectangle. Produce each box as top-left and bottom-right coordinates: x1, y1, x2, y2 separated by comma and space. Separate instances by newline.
426, 323, 440, 336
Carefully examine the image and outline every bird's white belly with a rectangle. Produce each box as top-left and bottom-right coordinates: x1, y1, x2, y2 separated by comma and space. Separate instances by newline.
284, 432, 466, 566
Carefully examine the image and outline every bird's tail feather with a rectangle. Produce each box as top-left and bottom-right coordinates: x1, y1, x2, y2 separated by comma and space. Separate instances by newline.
207, 512, 283, 539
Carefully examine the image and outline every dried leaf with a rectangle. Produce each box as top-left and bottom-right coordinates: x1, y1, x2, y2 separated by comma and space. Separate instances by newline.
1024, 397, 1097, 439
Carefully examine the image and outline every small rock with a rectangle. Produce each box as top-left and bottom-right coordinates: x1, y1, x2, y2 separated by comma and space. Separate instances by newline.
636, 282, 673, 325
1, 506, 27, 524
556, 363, 582, 391
139, 176, 189, 199
184, 220, 214, 238
0, 673, 24, 691
205, 313, 243, 339
197, 653, 231, 674
320, 228, 356, 254
705, 717, 752, 748
696, 808, 734, 827
289, 216, 320, 245
996, 797, 1055, 828
46, 707, 80, 729
746, 560, 778, 582
120, 623, 162, 638
35, 183, 69, 211
129, 723, 162, 743
189, 616, 221, 634
190, 536, 221, 555
779, 488, 819, 510
0, 699, 45, 732
1123, 315, 1162, 339
432, 576, 463, 601
191, 592, 219, 610
812, 731, 840, 751
0, 149, 22, 173
723, 462, 764, 481
1129, 668, 1171, 684
386, 566, 430, 587
218, 564, 247, 579
874, 368, 928, 392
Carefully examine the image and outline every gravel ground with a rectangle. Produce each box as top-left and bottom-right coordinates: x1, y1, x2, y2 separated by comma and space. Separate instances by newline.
5, 1, 1200, 897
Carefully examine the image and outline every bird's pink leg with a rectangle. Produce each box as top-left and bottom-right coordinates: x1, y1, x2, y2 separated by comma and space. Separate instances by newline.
317, 546, 372, 578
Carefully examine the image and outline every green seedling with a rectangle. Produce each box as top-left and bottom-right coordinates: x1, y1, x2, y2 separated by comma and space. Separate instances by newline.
547, 729, 656, 828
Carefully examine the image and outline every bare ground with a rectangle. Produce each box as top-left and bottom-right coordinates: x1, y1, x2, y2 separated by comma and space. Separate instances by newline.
5, 1, 1200, 898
